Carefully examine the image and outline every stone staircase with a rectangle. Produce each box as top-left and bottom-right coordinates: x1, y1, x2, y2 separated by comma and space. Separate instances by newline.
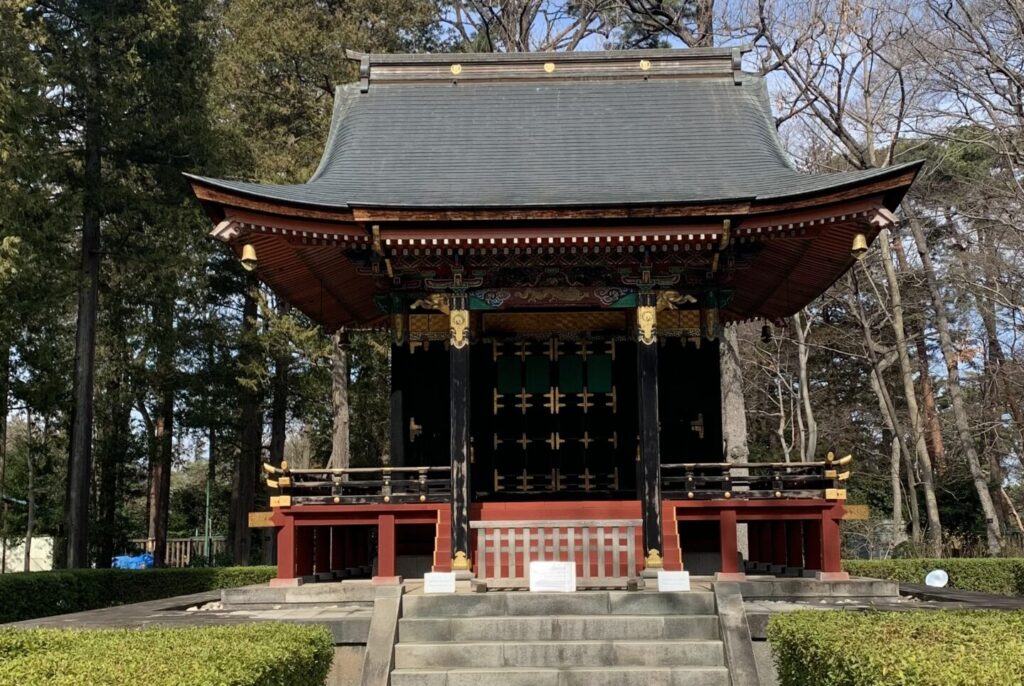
390, 591, 730, 686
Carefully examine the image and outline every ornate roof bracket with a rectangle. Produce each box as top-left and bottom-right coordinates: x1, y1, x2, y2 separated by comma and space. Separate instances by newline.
869, 207, 898, 228
210, 218, 240, 241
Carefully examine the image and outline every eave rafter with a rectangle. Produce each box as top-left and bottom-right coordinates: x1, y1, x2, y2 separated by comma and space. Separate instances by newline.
190, 169, 916, 328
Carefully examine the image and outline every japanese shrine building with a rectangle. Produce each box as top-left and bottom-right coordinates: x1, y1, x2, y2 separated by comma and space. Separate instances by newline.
188, 47, 918, 585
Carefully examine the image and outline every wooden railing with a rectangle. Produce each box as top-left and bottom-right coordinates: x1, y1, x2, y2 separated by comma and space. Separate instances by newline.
264, 463, 452, 506
131, 536, 227, 568
470, 519, 641, 589
661, 452, 852, 500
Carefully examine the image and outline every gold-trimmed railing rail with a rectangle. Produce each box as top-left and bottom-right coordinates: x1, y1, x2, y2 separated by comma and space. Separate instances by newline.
661, 452, 851, 501
263, 463, 452, 506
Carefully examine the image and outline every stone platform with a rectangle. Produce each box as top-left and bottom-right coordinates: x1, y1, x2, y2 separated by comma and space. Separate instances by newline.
6, 573, 1011, 686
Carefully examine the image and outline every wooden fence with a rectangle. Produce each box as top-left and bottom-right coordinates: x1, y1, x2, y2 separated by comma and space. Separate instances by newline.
470, 519, 641, 589
130, 537, 227, 568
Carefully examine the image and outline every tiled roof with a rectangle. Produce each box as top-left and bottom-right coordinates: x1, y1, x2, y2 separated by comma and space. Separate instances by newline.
187, 49, 917, 210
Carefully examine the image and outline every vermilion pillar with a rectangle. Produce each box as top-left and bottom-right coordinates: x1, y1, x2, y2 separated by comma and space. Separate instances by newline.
803, 519, 823, 570
821, 514, 843, 574
771, 521, 788, 566
758, 522, 772, 565
314, 527, 331, 575
276, 517, 296, 580
718, 509, 739, 574
330, 526, 345, 572
295, 526, 314, 578
377, 514, 397, 578
747, 522, 761, 562
787, 521, 804, 569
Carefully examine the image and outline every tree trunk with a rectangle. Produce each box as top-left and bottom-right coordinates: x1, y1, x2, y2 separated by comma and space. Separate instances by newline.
65, 62, 103, 568
231, 278, 261, 565
328, 329, 351, 470
24, 411, 34, 573
147, 301, 174, 567
263, 305, 289, 563
906, 213, 1003, 554
876, 232, 942, 552
868, 363, 912, 547
977, 230, 1024, 471
891, 237, 946, 472
791, 311, 818, 461
0, 345, 8, 574
720, 326, 749, 555
96, 365, 129, 569
146, 412, 171, 566
720, 326, 749, 463
849, 275, 938, 552
269, 356, 288, 469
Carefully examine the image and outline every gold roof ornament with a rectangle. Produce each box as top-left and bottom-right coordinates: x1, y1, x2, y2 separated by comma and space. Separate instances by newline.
639, 59, 652, 71
543, 62, 555, 73
450, 63, 462, 75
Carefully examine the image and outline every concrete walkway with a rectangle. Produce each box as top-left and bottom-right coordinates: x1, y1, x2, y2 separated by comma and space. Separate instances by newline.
899, 583, 1024, 609
6, 587, 371, 642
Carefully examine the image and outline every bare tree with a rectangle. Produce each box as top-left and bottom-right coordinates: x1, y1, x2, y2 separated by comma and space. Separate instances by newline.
443, 1, 614, 51
906, 210, 1005, 553
791, 311, 818, 461
328, 329, 351, 470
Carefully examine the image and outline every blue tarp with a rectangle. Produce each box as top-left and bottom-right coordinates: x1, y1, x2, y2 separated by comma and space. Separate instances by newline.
111, 553, 154, 570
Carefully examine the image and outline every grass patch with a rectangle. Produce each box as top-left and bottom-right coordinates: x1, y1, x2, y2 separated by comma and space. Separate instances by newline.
0, 566, 276, 623
768, 610, 1024, 685
0, 623, 332, 686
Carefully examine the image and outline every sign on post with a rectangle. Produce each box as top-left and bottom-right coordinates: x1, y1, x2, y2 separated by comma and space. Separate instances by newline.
657, 570, 691, 592
529, 561, 577, 592
423, 572, 457, 593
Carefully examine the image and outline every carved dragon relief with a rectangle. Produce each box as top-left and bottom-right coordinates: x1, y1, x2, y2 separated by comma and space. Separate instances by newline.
656, 290, 697, 311
410, 293, 450, 315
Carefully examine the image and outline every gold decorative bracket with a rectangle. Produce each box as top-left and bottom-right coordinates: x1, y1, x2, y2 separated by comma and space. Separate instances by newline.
450, 308, 469, 349
637, 305, 657, 345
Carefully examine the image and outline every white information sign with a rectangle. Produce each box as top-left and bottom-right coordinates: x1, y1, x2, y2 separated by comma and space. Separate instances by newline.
423, 572, 457, 594
529, 561, 577, 593
657, 570, 691, 592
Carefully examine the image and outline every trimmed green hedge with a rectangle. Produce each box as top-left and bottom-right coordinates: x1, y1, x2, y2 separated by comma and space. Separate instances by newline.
768, 610, 1024, 686
844, 558, 1024, 596
0, 566, 276, 623
0, 623, 332, 686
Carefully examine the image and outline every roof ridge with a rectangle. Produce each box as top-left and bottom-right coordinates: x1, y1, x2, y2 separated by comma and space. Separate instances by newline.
345, 47, 754, 90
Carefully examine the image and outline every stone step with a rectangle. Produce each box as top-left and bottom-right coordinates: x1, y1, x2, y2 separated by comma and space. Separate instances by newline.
393, 639, 724, 670
401, 591, 715, 618
390, 666, 731, 686
398, 615, 720, 642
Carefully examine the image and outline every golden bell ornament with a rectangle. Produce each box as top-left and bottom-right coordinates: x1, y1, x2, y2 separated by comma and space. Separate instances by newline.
851, 233, 868, 260
240, 243, 258, 271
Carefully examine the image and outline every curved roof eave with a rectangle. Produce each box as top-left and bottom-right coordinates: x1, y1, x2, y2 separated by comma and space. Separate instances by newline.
185, 160, 921, 218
